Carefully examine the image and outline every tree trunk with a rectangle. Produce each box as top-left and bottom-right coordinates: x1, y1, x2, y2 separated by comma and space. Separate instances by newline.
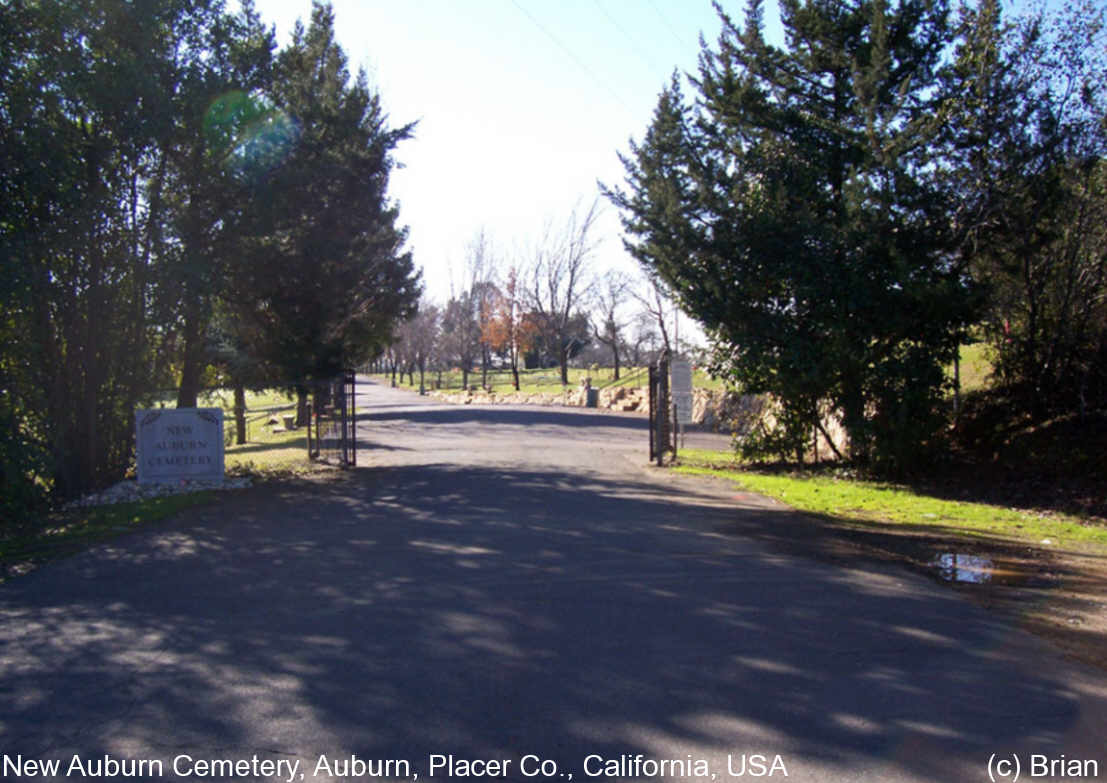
176, 310, 204, 408
84, 307, 100, 494
953, 352, 961, 420
559, 346, 569, 385
234, 383, 247, 445
315, 381, 332, 409
816, 419, 846, 462
612, 344, 621, 380
295, 386, 309, 427
841, 379, 867, 464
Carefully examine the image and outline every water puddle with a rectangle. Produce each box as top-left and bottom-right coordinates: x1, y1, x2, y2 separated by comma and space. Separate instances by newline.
931, 553, 995, 583
928, 552, 1057, 588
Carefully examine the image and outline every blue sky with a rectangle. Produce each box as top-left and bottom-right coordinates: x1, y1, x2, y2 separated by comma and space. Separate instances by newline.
244, 0, 1054, 307
246, 0, 770, 303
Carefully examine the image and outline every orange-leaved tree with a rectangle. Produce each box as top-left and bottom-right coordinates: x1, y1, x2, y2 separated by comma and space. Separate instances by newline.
483, 266, 537, 391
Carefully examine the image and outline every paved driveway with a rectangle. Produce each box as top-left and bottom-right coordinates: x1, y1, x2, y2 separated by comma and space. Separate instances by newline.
2, 379, 1105, 782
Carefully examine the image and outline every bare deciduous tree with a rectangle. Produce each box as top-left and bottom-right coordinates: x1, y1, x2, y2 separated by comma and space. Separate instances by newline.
526, 199, 601, 385
591, 269, 632, 379
396, 300, 440, 394
628, 315, 662, 366
439, 291, 481, 390
443, 230, 500, 390
463, 230, 500, 388
632, 272, 674, 358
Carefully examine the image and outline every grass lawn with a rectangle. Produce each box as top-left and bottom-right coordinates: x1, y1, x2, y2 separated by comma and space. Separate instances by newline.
377, 366, 645, 394
1, 493, 215, 581
221, 392, 351, 478
675, 448, 1107, 550
953, 341, 994, 394
1, 386, 323, 580
377, 365, 726, 393
380, 344, 984, 398
1, 387, 334, 581
150, 387, 296, 411
147, 386, 313, 475
225, 423, 314, 475
199, 387, 296, 411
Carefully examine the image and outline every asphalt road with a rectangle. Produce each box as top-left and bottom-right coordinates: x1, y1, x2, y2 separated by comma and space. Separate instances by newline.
2, 379, 1105, 782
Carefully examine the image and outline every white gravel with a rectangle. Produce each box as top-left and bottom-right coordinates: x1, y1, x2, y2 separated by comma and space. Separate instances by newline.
62, 476, 253, 509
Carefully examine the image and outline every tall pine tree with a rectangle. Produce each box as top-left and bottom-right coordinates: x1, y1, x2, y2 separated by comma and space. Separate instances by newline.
606, 0, 981, 471
940, 0, 1107, 416
231, 1, 420, 418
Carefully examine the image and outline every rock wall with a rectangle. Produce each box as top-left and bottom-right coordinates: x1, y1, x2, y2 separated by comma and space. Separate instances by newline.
430, 384, 650, 412
692, 389, 849, 459
428, 384, 848, 459
431, 385, 714, 420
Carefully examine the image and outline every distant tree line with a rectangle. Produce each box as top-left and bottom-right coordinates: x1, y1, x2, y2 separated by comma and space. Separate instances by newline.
604, 0, 1106, 473
380, 200, 690, 394
1, 0, 419, 519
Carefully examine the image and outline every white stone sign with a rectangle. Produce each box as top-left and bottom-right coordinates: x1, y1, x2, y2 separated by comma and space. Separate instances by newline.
670, 359, 694, 425
670, 358, 692, 394
135, 408, 224, 484
673, 392, 694, 425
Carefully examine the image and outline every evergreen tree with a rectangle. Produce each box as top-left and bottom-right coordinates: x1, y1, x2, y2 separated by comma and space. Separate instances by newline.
165, 1, 275, 407
0, 0, 264, 498
940, 0, 1107, 416
606, 0, 981, 471
231, 1, 420, 418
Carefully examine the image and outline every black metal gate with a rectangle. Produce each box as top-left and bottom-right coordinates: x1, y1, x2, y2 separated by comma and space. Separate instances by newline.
307, 370, 357, 467
649, 356, 672, 466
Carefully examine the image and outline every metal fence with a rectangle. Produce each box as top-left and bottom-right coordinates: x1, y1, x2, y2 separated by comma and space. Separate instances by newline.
649, 357, 677, 465
307, 370, 357, 467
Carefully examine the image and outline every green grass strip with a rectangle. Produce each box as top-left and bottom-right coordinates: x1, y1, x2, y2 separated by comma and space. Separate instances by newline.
676, 448, 1107, 549
1, 492, 215, 576
374, 365, 729, 395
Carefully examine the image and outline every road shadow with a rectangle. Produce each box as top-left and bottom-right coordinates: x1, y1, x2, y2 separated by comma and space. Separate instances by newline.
0, 462, 1097, 780
358, 405, 649, 432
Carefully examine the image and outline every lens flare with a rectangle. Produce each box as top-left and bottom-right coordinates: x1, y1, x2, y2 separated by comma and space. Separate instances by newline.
204, 90, 299, 181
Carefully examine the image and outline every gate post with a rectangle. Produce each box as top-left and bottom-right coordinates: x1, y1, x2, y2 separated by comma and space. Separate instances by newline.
316, 397, 322, 458
648, 365, 657, 462
340, 375, 349, 466
306, 401, 314, 459
657, 356, 670, 466
345, 369, 356, 467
